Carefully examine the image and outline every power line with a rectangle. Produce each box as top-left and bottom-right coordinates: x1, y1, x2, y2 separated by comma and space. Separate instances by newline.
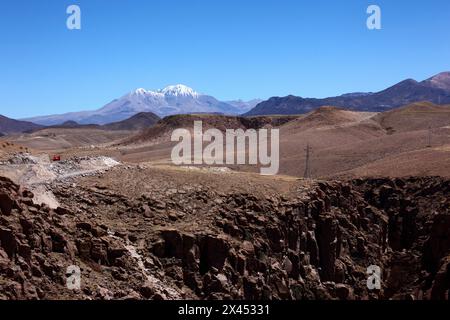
304, 143, 312, 179
427, 126, 432, 148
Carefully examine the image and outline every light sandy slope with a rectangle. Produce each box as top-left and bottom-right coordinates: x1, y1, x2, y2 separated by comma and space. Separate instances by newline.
0, 153, 120, 208
5, 127, 133, 151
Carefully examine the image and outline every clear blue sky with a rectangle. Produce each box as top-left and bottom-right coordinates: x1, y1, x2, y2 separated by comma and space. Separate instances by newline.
1, 0, 449, 118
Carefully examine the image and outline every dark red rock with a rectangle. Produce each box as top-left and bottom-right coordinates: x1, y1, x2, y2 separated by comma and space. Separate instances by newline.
199, 235, 230, 273
0, 227, 17, 258
0, 192, 14, 215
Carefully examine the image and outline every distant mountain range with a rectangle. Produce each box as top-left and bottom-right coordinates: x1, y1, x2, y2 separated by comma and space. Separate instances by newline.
5, 72, 450, 131
245, 72, 450, 116
24, 85, 261, 126
0, 115, 43, 135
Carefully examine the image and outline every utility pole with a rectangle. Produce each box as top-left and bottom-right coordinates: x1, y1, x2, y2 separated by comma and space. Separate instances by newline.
304, 143, 312, 179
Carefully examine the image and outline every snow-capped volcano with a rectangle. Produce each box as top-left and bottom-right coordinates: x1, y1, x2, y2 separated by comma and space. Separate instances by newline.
23, 85, 259, 126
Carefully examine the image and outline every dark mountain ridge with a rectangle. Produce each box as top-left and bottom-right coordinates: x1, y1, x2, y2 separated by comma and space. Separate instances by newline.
0, 115, 43, 135
245, 72, 450, 116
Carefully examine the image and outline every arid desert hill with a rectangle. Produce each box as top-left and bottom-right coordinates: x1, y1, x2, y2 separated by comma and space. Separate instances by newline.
109, 114, 298, 163
2, 127, 133, 152
373, 101, 450, 133
113, 102, 450, 178
124, 113, 298, 144
277, 102, 450, 178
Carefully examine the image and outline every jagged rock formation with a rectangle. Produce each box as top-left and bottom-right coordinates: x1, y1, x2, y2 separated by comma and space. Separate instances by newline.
0, 175, 449, 300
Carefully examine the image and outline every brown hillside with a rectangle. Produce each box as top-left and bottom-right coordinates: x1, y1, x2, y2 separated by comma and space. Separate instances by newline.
373, 102, 450, 133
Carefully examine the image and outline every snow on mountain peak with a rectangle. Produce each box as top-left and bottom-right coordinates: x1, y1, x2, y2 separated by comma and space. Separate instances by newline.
130, 84, 200, 99
134, 88, 148, 95
159, 84, 199, 98
130, 88, 163, 99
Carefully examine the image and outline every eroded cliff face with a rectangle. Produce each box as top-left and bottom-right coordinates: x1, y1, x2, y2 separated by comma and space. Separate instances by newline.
0, 175, 449, 300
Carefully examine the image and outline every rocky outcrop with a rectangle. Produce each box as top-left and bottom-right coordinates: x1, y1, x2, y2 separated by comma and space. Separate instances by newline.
0, 176, 186, 300
143, 177, 449, 300
0, 175, 449, 300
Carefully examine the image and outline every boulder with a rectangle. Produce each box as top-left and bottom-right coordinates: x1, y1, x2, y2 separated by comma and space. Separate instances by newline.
430, 255, 450, 300
161, 229, 184, 259
0, 192, 14, 215
90, 239, 108, 264
0, 227, 17, 258
199, 235, 230, 273
316, 215, 339, 281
